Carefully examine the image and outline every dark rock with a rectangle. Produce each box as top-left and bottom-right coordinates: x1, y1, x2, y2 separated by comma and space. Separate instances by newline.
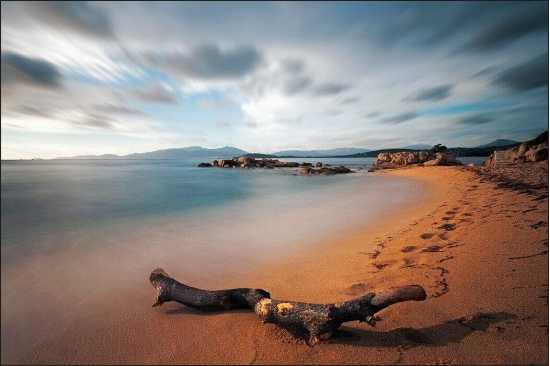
484, 132, 548, 168
197, 162, 212, 167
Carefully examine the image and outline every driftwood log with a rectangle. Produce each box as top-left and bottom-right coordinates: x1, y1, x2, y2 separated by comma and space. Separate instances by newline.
150, 268, 270, 310
150, 268, 427, 345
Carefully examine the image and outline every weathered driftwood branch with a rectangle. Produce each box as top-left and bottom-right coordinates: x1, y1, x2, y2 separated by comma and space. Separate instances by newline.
150, 268, 426, 345
150, 268, 271, 310
254, 285, 426, 345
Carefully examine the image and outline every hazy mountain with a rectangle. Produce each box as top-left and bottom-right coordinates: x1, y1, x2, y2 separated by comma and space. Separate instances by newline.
400, 144, 432, 150
476, 139, 519, 148
273, 148, 370, 157
56, 146, 249, 160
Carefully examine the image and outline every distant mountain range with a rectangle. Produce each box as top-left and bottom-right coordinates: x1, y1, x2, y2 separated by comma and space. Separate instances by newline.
53, 139, 525, 160
273, 148, 370, 157
56, 146, 248, 160
476, 139, 519, 148
400, 144, 432, 150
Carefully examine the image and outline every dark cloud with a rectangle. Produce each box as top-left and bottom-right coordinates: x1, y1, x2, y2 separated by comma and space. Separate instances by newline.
461, 4, 547, 52
11, 1, 114, 38
149, 44, 263, 80
471, 65, 499, 79
1, 52, 62, 88
132, 83, 178, 104
404, 84, 453, 102
283, 76, 312, 95
492, 53, 548, 91
459, 115, 493, 125
313, 82, 351, 96
381, 111, 418, 124
282, 59, 305, 74
366, 3, 489, 48
340, 96, 360, 105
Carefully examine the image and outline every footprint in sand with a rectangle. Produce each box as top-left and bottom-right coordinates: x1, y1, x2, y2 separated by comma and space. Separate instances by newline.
439, 223, 456, 231
445, 210, 457, 215
401, 245, 417, 253
530, 221, 547, 229
346, 282, 369, 295
422, 245, 443, 253
372, 260, 396, 271
420, 233, 435, 239
438, 232, 449, 240
441, 216, 453, 221
401, 258, 416, 268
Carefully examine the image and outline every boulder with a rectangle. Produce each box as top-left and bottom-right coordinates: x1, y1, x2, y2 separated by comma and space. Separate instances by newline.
197, 162, 212, 167
525, 145, 548, 162
371, 148, 460, 170
483, 132, 548, 168
237, 156, 255, 166
298, 167, 312, 175
218, 159, 237, 168
315, 162, 323, 168
299, 162, 313, 167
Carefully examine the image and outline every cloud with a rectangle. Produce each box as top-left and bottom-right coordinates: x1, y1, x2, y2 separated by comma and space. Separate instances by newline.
340, 96, 360, 105
132, 83, 178, 104
364, 111, 380, 119
404, 84, 453, 102
1, 51, 62, 88
283, 76, 312, 95
93, 104, 146, 116
492, 53, 548, 91
460, 4, 547, 52
381, 111, 418, 124
73, 113, 115, 129
326, 109, 343, 116
312, 82, 351, 96
282, 59, 305, 74
9, 1, 114, 39
8, 105, 56, 119
459, 115, 493, 125
148, 44, 263, 80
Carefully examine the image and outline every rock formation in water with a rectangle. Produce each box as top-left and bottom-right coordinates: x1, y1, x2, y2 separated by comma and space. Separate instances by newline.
198, 156, 354, 175
370, 145, 462, 171
483, 131, 548, 169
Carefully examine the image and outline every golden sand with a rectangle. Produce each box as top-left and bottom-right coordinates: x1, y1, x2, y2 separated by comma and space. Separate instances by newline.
14, 166, 549, 364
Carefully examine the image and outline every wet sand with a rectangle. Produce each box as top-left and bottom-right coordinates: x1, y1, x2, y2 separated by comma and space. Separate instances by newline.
4, 166, 548, 364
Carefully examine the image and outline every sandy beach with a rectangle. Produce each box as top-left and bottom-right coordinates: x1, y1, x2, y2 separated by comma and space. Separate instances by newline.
6, 165, 548, 364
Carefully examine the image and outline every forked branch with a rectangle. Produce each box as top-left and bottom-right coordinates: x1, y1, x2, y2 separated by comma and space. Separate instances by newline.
150, 268, 426, 345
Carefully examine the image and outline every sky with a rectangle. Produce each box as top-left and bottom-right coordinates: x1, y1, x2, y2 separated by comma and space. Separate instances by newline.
1, 1, 548, 159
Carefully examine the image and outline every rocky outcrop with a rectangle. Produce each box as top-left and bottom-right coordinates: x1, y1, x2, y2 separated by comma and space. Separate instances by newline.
198, 156, 354, 175
298, 165, 352, 176
370, 145, 461, 171
483, 131, 548, 169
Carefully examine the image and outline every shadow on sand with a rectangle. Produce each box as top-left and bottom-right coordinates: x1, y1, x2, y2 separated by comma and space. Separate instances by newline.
328, 312, 516, 348
160, 304, 516, 348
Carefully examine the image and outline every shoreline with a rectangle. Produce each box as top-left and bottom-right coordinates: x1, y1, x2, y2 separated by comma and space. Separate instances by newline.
4, 166, 548, 364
